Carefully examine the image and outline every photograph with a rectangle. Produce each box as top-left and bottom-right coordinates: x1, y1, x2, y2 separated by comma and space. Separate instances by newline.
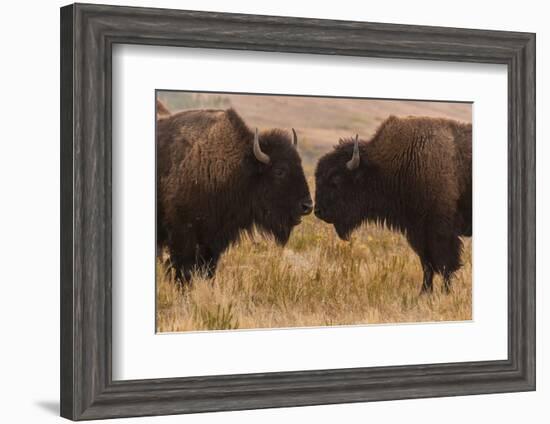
0, 0, 539, 421
155, 91, 473, 333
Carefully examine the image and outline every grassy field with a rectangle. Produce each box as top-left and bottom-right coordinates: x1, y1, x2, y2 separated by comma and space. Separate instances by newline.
156, 92, 472, 332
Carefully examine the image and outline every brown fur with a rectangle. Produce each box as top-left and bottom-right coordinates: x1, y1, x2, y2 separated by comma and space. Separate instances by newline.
157, 108, 312, 282
315, 115, 472, 293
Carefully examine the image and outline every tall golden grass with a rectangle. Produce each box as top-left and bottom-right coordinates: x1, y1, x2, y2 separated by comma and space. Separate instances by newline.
156, 214, 472, 333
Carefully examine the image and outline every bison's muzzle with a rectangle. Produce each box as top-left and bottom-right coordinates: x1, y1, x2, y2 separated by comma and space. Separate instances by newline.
301, 199, 314, 215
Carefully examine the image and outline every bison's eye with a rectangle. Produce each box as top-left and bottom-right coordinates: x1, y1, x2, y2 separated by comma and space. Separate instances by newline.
273, 167, 287, 179
330, 174, 343, 187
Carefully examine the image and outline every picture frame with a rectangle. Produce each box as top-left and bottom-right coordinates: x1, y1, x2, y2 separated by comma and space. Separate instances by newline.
60, 3, 535, 420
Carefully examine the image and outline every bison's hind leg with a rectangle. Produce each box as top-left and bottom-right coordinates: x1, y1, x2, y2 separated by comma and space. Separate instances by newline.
408, 224, 464, 295
429, 232, 463, 293
406, 231, 434, 295
162, 240, 223, 287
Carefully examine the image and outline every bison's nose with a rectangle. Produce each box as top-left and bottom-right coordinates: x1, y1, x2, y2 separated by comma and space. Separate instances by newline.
301, 200, 313, 215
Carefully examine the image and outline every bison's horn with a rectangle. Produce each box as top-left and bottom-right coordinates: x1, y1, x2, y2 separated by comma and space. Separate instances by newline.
291, 128, 298, 148
253, 128, 270, 164
346, 134, 360, 170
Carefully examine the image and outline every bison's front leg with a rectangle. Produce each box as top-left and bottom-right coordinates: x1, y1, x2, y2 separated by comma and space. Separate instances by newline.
195, 245, 221, 279
420, 261, 434, 294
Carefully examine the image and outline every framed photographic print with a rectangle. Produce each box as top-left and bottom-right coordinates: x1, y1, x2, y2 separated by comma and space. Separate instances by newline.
60, 3, 536, 420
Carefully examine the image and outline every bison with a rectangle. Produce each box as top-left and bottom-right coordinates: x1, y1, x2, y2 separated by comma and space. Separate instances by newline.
157, 107, 313, 282
314, 115, 472, 294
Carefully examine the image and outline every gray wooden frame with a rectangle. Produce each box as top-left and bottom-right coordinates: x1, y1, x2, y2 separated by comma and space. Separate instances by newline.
60, 3, 536, 421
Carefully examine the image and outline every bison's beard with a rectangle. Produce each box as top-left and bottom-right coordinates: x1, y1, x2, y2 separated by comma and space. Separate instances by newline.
333, 218, 361, 242
256, 213, 299, 246
273, 226, 292, 246
334, 222, 352, 241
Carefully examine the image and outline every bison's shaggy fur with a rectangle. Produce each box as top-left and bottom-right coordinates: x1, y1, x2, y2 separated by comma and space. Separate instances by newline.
315, 115, 472, 293
157, 108, 312, 282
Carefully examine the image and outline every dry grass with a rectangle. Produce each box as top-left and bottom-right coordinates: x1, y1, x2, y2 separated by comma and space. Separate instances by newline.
156, 215, 472, 333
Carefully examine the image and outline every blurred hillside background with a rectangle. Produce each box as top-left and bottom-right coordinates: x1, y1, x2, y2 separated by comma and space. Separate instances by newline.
157, 91, 471, 175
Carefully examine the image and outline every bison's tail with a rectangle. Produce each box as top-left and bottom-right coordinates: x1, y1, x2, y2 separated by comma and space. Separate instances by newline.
461, 225, 472, 238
